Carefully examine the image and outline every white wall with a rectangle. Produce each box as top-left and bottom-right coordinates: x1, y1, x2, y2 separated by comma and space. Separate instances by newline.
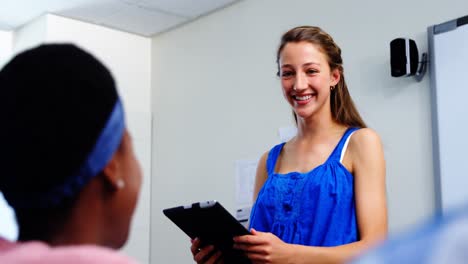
0, 30, 12, 68
8, 14, 152, 264
150, 0, 468, 263
46, 14, 152, 114
12, 15, 47, 54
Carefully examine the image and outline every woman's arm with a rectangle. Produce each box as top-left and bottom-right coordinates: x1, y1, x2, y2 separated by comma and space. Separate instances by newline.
252, 151, 269, 203
235, 128, 388, 264
350, 128, 388, 247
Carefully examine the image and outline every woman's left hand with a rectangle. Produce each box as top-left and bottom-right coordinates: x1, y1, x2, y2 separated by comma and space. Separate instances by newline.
233, 228, 294, 264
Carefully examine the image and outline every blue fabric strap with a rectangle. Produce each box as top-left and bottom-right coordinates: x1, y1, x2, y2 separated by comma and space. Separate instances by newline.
327, 127, 359, 162
266, 143, 286, 175
7, 99, 125, 209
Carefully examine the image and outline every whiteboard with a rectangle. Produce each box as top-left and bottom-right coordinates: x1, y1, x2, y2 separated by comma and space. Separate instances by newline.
429, 15, 468, 215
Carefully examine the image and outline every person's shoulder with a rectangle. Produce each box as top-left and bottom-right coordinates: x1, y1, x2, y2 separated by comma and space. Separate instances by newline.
0, 241, 138, 264
348, 128, 382, 153
53, 245, 138, 264
259, 151, 269, 164
259, 142, 286, 163
351, 127, 381, 144
256, 150, 270, 174
352, 206, 468, 264
347, 128, 384, 168
0, 239, 49, 262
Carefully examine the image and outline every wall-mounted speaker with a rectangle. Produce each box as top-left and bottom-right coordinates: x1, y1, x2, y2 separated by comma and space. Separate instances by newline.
390, 38, 419, 77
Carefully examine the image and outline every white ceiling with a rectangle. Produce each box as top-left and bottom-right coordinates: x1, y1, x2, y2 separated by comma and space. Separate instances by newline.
0, 0, 241, 37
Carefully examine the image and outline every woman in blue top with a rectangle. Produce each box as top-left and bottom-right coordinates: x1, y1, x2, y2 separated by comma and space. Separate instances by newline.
191, 26, 387, 264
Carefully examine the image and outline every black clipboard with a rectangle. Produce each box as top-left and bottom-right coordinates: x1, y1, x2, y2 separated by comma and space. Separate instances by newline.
163, 200, 251, 264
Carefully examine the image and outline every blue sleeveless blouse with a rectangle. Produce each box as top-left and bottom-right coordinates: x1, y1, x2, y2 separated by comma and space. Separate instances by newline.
249, 127, 359, 246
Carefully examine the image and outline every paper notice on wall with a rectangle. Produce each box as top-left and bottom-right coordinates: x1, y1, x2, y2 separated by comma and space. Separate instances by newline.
278, 126, 297, 142
235, 159, 258, 208
236, 206, 252, 229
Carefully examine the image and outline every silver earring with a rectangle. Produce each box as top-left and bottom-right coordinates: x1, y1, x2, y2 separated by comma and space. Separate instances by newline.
330, 86, 335, 91
116, 179, 125, 189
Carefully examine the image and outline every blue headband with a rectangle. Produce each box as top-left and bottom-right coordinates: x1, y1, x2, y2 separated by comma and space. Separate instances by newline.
7, 99, 125, 209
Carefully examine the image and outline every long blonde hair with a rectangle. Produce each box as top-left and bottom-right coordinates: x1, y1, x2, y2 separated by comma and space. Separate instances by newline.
277, 26, 366, 128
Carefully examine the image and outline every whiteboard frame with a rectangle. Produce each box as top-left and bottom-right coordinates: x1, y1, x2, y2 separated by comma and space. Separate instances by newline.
428, 15, 468, 215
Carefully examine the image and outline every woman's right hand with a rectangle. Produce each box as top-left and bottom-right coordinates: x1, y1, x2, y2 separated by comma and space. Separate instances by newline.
190, 238, 224, 264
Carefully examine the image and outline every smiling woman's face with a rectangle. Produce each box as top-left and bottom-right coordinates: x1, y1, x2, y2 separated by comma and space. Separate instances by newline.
278, 41, 339, 120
